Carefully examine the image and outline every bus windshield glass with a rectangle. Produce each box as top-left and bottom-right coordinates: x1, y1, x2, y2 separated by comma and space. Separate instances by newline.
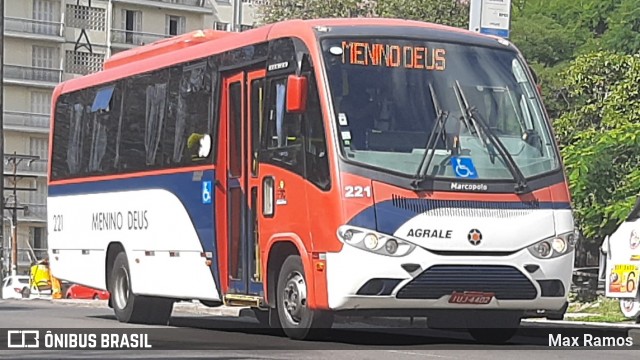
321, 38, 559, 181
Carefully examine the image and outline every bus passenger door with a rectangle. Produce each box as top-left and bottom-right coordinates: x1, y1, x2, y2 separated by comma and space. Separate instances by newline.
217, 72, 247, 296
216, 70, 265, 298
246, 69, 266, 296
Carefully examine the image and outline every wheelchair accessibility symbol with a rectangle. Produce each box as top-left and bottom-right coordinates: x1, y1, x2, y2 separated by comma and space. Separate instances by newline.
451, 157, 478, 179
202, 181, 212, 204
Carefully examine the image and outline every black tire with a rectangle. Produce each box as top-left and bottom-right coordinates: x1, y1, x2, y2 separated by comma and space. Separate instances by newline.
109, 251, 174, 325
93, 294, 100, 300
21, 287, 30, 299
276, 255, 333, 340
66, 293, 72, 299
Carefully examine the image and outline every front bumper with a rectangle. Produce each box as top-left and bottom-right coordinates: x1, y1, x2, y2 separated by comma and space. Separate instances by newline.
325, 244, 573, 312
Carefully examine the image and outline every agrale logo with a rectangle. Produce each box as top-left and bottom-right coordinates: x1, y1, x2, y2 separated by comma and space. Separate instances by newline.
467, 229, 482, 246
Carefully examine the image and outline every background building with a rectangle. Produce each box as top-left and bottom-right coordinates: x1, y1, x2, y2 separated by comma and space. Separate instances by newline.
2, 0, 259, 274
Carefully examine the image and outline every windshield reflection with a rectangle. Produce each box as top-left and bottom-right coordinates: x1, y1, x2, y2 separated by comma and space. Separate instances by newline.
322, 38, 559, 182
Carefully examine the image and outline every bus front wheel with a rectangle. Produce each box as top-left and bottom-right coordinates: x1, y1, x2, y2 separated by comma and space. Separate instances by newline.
109, 251, 173, 325
276, 255, 333, 340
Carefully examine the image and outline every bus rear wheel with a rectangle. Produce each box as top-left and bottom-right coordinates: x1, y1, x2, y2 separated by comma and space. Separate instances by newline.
109, 251, 174, 325
276, 255, 333, 340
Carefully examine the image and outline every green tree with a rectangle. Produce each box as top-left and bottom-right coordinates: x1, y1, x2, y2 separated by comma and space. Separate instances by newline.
555, 52, 640, 244
375, 0, 469, 28
257, 0, 468, 28
257, 0, 376, 24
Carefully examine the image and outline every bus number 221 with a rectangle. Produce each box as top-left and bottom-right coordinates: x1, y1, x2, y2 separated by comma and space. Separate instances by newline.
52, 215, 63, 232
345, 186, 371, 198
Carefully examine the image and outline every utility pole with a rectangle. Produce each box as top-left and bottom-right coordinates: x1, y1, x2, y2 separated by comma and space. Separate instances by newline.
0, 0, 5, 298
4, 153, 39, 277
231, 0, 242, 32
11, 152, 17, 276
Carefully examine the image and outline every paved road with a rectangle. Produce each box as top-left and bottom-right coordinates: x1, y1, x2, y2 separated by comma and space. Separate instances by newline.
0, 299, 639, 359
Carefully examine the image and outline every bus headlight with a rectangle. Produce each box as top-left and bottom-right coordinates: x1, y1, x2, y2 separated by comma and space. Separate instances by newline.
337, 226, 415, 257
527, 232, 576, 259
363, 234, 379, 249
552, 238, 567, 253
385, 239, 399, 254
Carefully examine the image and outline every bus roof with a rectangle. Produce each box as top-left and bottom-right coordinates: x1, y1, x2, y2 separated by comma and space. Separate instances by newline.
54, 18, 492, 96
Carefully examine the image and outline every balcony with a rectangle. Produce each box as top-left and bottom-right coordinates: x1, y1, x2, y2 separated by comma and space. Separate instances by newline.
3, 112, 50, 134
12, 159, 48, 176
3, 65, 62, 88
111, 0, 211, 13
22, 204, 47, 222
111, 29, 172, 48
4, 17, 64, 42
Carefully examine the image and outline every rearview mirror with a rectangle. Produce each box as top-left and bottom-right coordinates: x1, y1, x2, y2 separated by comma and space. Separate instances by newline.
286, 75, 308, 113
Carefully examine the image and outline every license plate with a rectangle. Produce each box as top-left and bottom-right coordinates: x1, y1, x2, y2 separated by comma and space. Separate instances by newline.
448, 291, 494, 304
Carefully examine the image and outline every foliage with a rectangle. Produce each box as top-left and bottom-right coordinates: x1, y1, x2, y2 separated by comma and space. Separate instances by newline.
566, 296, 630, 323
374, 0, 469, 28
555, 52, 640, 243
257, 0, 375, 24
257, 0, 468, 27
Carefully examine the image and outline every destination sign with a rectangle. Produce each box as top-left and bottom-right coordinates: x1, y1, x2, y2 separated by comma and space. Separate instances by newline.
340, 41, 446, 71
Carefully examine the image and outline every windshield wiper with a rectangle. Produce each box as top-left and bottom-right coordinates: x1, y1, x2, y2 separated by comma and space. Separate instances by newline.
411, 83, 449, 189
452, 81, 529, 194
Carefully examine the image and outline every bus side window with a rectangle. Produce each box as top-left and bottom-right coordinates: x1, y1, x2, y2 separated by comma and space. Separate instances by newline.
304, 74, 331, 190
262, 77, 304, 175
88, 84, 120, 174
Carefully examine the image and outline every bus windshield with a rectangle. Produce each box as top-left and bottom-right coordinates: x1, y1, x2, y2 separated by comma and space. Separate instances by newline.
321, 38, 559, 181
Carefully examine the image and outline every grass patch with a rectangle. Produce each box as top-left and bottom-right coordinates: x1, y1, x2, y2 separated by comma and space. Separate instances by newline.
566, 296, 631, 323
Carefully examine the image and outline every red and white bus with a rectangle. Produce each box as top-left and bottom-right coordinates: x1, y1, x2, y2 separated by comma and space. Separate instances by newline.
48, 18, 576, 342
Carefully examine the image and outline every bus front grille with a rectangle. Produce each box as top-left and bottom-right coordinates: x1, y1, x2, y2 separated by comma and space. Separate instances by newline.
395, 265, 538, 300
390, 195, 539, 218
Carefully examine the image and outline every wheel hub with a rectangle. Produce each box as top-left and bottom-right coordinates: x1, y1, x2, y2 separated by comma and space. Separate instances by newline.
114, 266, 130, 310
282, 271, 307, 324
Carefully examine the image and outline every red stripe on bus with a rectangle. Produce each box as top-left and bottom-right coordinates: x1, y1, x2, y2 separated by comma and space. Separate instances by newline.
48, 164, 215, 186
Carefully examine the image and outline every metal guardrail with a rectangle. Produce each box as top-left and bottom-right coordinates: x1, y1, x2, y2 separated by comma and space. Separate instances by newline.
4, 111, 50, 129
4, 17, 63, 37
110, 29, 171, 46
3, 64, 62, 83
